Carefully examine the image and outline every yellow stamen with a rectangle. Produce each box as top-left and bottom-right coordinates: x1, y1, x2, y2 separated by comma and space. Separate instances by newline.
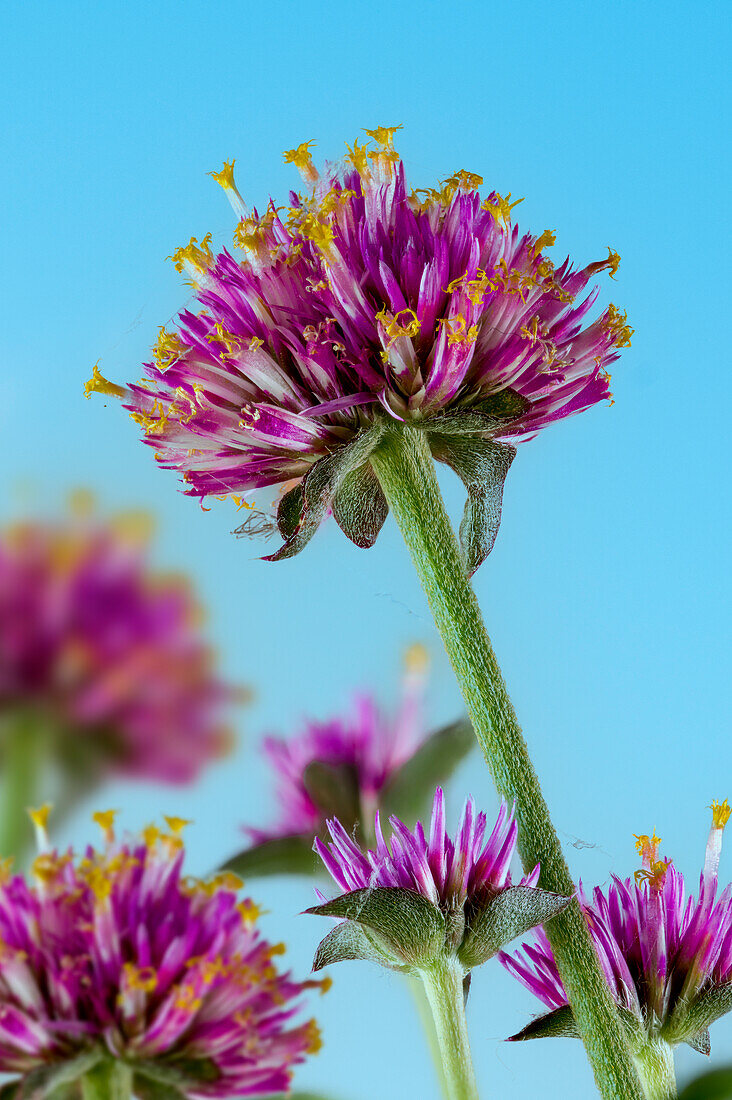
143, 824, 161, 849
345, 138, 371, 175
152, 327, 187, 371
445, 170, 483, 191
606, 247, 621, 278
209, 159, 237, 192
634, 860, 670, 887
238, 898, 262, 923
168, 234, 214, 277
363, 124, 403, 149
84, 362, 125, 400
634, 830, 662, 864
482, 191, 524, 226
123, 963, 158, 993
711, 799, 731, 829
375, 307, 421, 346
283, 141, 316, 170
28, 805, 52, 830
404, 642, 429, 674
603, 304, 634, 348
163, 816, 192, 836
92, 810, 117, 841
534, 229, 556, 253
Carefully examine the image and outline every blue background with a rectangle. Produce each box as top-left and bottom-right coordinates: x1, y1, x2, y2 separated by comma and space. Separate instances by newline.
2, 1, 730, 1095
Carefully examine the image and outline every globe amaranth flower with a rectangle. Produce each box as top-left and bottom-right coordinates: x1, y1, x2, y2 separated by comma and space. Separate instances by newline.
306, 787, 569, 977
0, 506, 238, 785
0, 809, 326, 1098
232, 647, 474, 884
89, 127, 632, 573
500, 802, 732, 1079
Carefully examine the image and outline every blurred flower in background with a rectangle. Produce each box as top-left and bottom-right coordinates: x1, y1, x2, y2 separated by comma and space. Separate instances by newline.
0, 809, 325, 1098
0, 494, 242, 864
226, 646, 475, 879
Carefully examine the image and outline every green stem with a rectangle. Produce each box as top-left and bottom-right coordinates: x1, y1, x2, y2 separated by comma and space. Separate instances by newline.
634, 1041, 677, 1100
419, 957, 480, 1100
408, 974, 451, 1099
371, 425, 644, 1100
0, 710, 45, 868
81, 1059, 133, 1100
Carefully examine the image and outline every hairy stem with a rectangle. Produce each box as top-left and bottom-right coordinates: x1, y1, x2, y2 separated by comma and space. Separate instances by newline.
371, 425, 643, 1100
634, 1041, 677, 1100
419, 958, 480, 1100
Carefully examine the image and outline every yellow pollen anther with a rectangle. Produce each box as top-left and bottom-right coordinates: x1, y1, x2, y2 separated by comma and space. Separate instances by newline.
363, 124, 403, 149
634, 830, 662, 863
375, 307, 421, 347
445, 170, 484, 191
152, 327, 187, 371
711, 799, 731, 829
238, 898, 262, 923
634, 859, 670, 887
28, 804, 52, 830
606, 248, 621, 278
164, 816, 192, 836
482, 191, 524, 226
603, 304, 634, 348
534, 230, 556, 253
84, 362, 125, 400
209, 159, 237, 191
92, 810, 117, 840
168, 234, 214, 277
283, 141, 316, 170
124, 963, 158, 993
345, 138, 370, 175
404, 642, 429, 674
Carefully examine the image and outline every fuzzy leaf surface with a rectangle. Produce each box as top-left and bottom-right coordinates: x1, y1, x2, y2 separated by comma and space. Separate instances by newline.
459, 886, 570, 969
306, 886, 444, 966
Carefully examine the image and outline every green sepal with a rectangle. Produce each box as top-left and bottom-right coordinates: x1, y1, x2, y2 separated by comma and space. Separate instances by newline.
428, 434, 516, 576
665, 981, 732, 1048
132, 1080, 186, 1100
678, 1065, 732, 1100
423, 390, 529, 436
331, 463, 389, 548
379, 719, 475, 826
18, 1051, 103, 1098
312, 920, 400, 971
458, 886, 570, 970
306, 886, 445, 968
508, 1005, 581, 1041
302, 761, 361, 831
265, 424, 385, 561
685, 1029, 711, 1056
222, 835, 319, 879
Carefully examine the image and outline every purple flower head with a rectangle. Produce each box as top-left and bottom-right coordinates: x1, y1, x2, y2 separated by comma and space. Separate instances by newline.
307, 789, 569, 975
500, 801, 732, 1061
91, 128, 631, 571
0, 507, 238, 784
0, 810, 326, 1097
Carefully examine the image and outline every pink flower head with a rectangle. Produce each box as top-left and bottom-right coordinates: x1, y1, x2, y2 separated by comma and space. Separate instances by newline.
500, 802, 732, 1057
0, 810, 325, 1097
91, 128, 631, 570
249, 648, 428, 845
308, 789, 568, 975
0, 509, 237, 784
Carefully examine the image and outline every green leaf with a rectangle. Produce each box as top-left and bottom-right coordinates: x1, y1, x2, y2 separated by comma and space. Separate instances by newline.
0, 1083, 21, 1100
678, 1066, 732, 1100
265, 423, 385, 561
306, 886, 444, 967
19, 1051, 103, 1098
459, 886, 571, 969
428, 435, 516, 576
332, 462, 389, 548
222, 835, 318, 878
508, 1005, 581, 1041
380, 719, 475, 826
312, 922, 397, 971
302, 761, 360, 829
685, 1029, 711, 1056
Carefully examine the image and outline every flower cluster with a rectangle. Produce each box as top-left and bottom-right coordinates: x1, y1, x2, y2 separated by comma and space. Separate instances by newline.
308, 788, 568, 975
0, 811, 325, 1096
90, 128, 631, 569
501, 802, 732, 1059
0, 510, 235, 783
249, 647, 429, 844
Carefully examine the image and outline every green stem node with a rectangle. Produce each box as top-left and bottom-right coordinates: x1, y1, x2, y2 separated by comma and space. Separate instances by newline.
370, 425, 644, 1100
419, 958, 480, 1100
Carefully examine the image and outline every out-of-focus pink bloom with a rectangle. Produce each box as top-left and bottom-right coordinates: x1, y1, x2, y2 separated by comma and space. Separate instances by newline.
0, 811, 325, 1097
90, 128, 631, 566
0, 510, 236, 783
249, 649, 427, 844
